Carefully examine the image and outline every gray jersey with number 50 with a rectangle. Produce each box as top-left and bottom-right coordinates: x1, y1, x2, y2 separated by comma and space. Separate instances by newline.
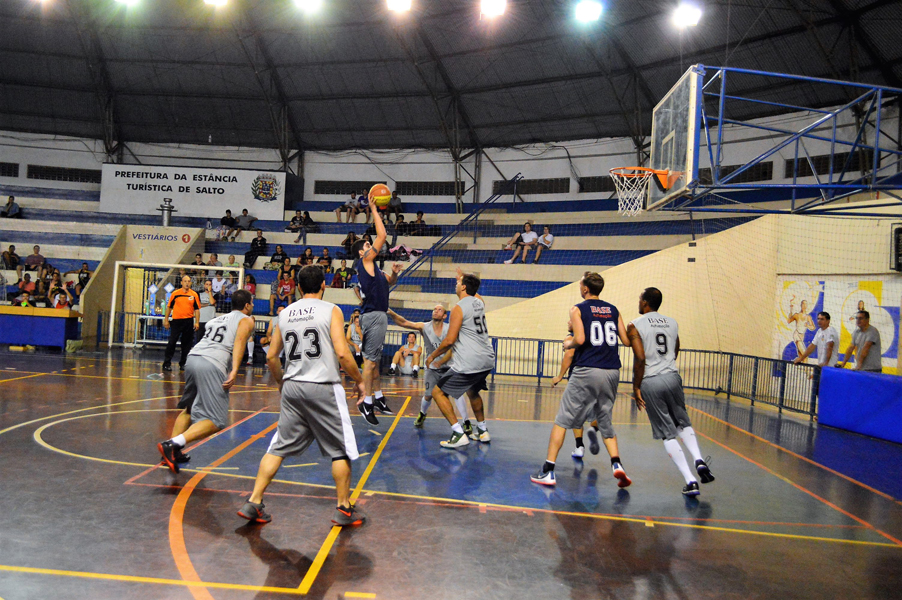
189, 311, 252, 372
280, 298, 341, 384
631, 311, 679, 379
449, 295, 495, 374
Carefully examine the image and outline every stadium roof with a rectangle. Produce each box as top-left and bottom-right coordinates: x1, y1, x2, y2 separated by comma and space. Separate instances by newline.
1, 0, 900, 155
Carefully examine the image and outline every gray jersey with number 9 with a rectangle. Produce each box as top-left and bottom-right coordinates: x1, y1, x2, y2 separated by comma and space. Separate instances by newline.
449, 295, 496, 374
189, 311, 253, 372
280, 298, 341, 384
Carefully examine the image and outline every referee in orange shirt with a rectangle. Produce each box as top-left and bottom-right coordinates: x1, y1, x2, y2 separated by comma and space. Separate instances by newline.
163, 274, 201, 372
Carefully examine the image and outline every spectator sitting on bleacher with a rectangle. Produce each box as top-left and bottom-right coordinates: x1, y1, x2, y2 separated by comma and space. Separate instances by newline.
64, 262, 92, 289
316, 247, 333, 273
286, 211, 303, 234
243, 273, 256, 295
3, 244, 22, 278
190, 253, 206, 277
224, 255, 241, 275
394, 214, 410, 236
222, 273, 239, 297
332, 259, 355, 288
69, 282, 83, 307
31, 279, 49, 306
17, 273, 36, 295
277, 257, 296, 283
292, 211, 318, 244
298, 247, 315, 267
532, 225, 554, 264
210, 272, 226, 297
356, 192, 372, 224
269, 270, 295, 316
269, 245, 289, 269
243, 230, 267, 268
51, 286, 73, 309
232, 209, 258, 240
387, 191, 403, 221
340, 231, 359, 258
412, 211, 427, 236
218, 210, 237, 241
1, 196, 21, 219
206, 253, 223, 276
24, 245, 45, 278
503, 222, 538, 264
14, 290, 31, 307
336, 193, 359, 223
48, 271, 62, 291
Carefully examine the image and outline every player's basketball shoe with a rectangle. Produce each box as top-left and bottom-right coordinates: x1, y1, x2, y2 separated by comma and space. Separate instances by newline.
414, 412, 427, 428
695, 458, 715, 484
174, 447, 191, 464
612, 462, 631, 488
586, 428, 600, 455
162, 362, 172, 372
374, 398, 393, 415
571, 445, 585, 459
468, 427, 491, 443
530, 469, 556, 486
238, 501, 272, 523
332, 504, 366, 526
360, 402, 379, 426
682, 481, 700, 496
388, 365, 397, 376
462, 420, 473, 437
157, 441, 180, 474
440, 430, 470, 449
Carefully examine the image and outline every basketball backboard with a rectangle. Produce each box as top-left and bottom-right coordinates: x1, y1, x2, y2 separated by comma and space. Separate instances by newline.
648, 65, 703, 211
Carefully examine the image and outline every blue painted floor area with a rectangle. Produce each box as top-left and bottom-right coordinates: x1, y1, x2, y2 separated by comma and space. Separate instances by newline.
188, 410, 887, 545
686, 393, 902, 501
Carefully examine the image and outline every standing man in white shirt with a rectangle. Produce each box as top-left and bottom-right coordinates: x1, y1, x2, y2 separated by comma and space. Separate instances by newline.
793, 311, 839, 368
503, 222, 539, 264
626, 287, 715, 497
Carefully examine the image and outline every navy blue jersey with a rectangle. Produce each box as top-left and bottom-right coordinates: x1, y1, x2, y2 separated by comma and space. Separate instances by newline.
356, 259, 389, 313
572, 299, 622, 370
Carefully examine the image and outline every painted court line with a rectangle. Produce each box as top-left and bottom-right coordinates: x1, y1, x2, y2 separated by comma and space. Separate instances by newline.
297, 395, 413, 594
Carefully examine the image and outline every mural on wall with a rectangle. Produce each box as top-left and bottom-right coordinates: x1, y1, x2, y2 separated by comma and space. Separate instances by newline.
774, 276, 900, 373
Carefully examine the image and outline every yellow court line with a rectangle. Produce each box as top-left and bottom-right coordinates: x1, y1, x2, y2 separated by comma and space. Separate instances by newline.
0, 564, 305, 595
0, 372, 47, 384
26, 407, 901, 551
344, 593, 377, 599
283, 463, 319, 468
297, 395, 413, 594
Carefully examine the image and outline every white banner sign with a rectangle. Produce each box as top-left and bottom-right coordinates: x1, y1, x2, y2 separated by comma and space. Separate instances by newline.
99, 164, 286, 221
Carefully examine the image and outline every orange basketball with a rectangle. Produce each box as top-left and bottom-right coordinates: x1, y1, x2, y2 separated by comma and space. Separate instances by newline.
369, 183, 392, 209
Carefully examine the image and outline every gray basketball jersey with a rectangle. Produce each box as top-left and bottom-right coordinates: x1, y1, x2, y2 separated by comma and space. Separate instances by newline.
280, 298, 341, 384
450, 296, 495, 373
421, 321, 450, 370
190, 311, 252, 372
402, 344, 421, 370
350, 324, 362, 345
631, 312, 679, 378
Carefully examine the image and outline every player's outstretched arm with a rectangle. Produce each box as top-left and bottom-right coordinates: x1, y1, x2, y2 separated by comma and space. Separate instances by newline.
626, 324, 645, 410
386, 263, 402, 286
427, 305, 462, 364
369, 202, 387, 254
331, 306, 365, 400
387, 309, 424, 332
267, 325, 285, 391
224, 318, 255, 389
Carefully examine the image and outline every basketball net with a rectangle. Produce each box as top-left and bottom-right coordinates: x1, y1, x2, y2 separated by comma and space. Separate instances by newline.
610, 167, 667, 217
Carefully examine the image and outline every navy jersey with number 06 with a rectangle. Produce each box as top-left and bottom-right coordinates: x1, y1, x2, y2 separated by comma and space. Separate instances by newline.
572, 299, 621, 370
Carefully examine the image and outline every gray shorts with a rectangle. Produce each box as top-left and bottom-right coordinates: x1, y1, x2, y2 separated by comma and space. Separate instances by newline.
641, 371, 692, 440
360, 311, 388, 362
266, 380, 359, 461
424, 367, 449, 397
436, 369, 490, 399
177, 355, 229, 430
555, 366, 619, 438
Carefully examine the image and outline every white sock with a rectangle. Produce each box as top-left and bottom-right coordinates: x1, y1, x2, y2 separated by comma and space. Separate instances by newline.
454, 394, 469, 421
677, 427, 704, 463
390, 363, 397, 369
664, 439, 696, 485
364, 395, 373, 406
246, 340, 253, 359
375, 390, 384, 400
420, 397, 432, 414
477, 420, 487, 431
451, 422, 464, 434
413, 365, 419, 372
170, 434, 186, 448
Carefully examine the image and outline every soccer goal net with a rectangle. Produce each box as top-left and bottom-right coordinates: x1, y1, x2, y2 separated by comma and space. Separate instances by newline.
107, 261, 245, 347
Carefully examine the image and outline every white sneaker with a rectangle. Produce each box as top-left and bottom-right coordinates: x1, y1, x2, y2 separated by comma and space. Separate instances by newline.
504, 244, 512, 250
571, 445, 585, 459
440, 430, 470, 449
468, 427, 491, 443
503, 259, 513, 264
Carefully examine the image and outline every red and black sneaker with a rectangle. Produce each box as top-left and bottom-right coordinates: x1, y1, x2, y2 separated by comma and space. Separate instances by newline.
157, 441, 180, 474
238, 501, 272, 524
332, 504, 366, 527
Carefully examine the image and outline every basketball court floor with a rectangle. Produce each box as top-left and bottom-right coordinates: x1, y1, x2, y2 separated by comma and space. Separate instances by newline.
1, 349, 900, 599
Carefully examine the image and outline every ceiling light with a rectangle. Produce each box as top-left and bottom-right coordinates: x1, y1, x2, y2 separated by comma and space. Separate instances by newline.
387, 0, 412, 11
673, 3, 701, 28
115, 0, 139, 5
481, 0, 506, 18
575, 1, 602, 22
295, 0, 322, 13
204, 0, 227, 7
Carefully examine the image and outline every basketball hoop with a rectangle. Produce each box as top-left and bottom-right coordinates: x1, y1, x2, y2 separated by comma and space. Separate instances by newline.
610, 167, 670, 217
